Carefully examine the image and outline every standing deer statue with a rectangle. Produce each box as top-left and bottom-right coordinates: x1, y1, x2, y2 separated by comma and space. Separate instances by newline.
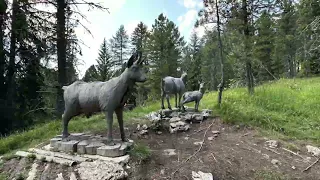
61, 51, 146, 145
161, 72, 187, 110
180, 82, 205, 112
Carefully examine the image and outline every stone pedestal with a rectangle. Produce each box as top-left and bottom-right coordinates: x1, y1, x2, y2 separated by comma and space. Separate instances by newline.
49, 133, 134, 157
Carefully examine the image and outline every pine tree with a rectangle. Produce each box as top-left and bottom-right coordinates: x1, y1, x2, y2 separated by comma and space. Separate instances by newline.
187, 31, 202, 91
297, 0, 320, 76
110, 25, 130, 76
253, 10, 276, 82
96, 38, 112, 81
131, 22, 149, 105
147, 13, 185, 97
83, 65, 99, 82
131, 22, 148, 53
272, 0, 297, 78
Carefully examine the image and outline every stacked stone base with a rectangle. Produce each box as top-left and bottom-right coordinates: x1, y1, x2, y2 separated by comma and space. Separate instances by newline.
50, 133, 133, 157
146, 107, 213, 133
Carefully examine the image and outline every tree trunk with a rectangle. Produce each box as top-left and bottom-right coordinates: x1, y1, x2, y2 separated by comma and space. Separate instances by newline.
0, 0, 7, 99
56, 0, 67, 116
6, 0, 18, 106
242, 0, 254, 95
215, 0, 224, 107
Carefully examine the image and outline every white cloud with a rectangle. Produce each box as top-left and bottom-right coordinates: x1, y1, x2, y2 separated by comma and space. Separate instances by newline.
162, 8, 168, 18
74, 0, 126, 78
197, 1, 204, 8
125, 20, 140, 36
177, 0, 213, 40
178, 9, 198, 33
179, 0, 198, 9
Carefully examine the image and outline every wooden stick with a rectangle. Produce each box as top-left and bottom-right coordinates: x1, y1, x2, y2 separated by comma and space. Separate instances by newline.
28, 148, 88, 162
282, 148, 306, 160
210, 153, 218, 163
264, 147, 281, 155
171, 121, 215, 176
303, 158, 319, 172
15, 151, 76, 166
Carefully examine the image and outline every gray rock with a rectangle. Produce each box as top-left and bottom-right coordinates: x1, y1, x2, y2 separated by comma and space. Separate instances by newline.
169, 121, 190, 133
136, 124, 141, 131
182, 113, 193, 121
69, 133, 85, 139
160, 169, 165, 175
59, 140, 79, 153
142, 124, 148, 130
265, 140, 279, 148
271, 159, 280, 166
163, 149, 177, 156
306, 145, 320, 157
139, 130, 148, 135
146, 112, 161, 122
77, 160, 127, 180
186, 107, 196, 112
85, 141, 105, 155
192, 171, 213, 180
202, 109, 213, 114
212, 131, 220, 134
207, 137, 214, 141
55, 173, 64, 180
170, 111, 181, 117
77, 140, 90, 154
50, 138, 62, 148
119, 142, 132, 154
70, 172, 77, 180
194, 141, 203, 146
97, 143, 123, 157
159, 109, 173, 118
192, 114, 204, 122
169, 117, 182, 123
202, 109, 213, 119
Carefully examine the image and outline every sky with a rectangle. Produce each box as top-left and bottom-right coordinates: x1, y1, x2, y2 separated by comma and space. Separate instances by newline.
73, 0, 207, 78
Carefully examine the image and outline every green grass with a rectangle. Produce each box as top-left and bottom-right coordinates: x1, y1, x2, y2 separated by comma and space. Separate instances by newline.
129, 142, 152, 162
1, 77, 320, 156
254, 170, 288, 180
215, 77, 320, 145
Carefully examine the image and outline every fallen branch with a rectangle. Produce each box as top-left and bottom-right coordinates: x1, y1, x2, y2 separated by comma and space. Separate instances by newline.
282, 148, 306, 160
210, 153, 218, 163
303, 158, 319, 172
171, 121, 215, 176
28, 148, 88, 162
15, 151, 76, 166
265, 147, 281, 155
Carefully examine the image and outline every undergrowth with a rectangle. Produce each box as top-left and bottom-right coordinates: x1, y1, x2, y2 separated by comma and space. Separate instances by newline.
1, 77, 320, 155
129, 142, 152, 162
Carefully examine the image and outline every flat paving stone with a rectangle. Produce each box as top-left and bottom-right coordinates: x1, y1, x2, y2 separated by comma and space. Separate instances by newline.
97, 143, 123, 157
85, 141, 105, 155
50, 138, 62, 147
59, 140, 79, 153
77, 140, 90, 154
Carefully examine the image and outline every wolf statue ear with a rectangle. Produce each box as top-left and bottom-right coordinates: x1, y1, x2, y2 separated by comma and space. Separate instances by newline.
134, 51, 143, 65
127, 51, 138, 68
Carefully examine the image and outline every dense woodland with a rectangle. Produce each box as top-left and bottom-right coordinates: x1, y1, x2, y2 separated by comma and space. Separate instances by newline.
0, 0, 319, 136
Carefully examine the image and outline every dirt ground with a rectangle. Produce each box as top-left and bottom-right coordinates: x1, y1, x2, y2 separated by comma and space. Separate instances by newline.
1, 117, 320, 180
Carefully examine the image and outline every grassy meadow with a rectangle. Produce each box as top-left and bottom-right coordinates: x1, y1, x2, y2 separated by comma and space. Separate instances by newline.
1, 77, 320, 155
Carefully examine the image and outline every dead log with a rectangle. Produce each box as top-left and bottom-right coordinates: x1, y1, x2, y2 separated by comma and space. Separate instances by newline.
15, 151, 76, 166
28, 148, 88, 162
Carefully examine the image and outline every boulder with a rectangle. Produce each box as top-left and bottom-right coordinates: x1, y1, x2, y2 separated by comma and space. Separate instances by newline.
77, 160, 128, 180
